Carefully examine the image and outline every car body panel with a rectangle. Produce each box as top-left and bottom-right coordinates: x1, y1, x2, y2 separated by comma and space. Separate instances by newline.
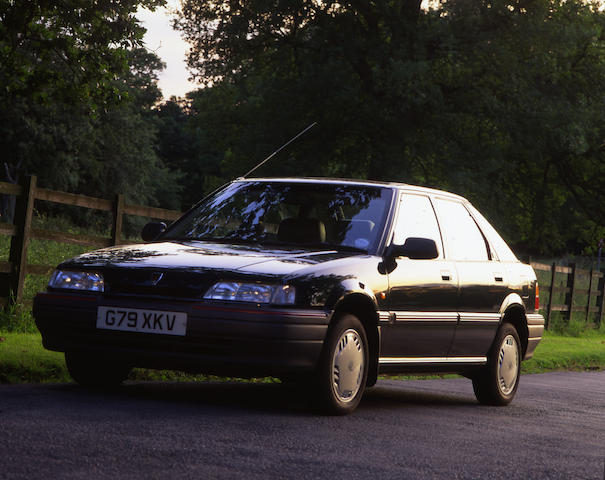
380, 258, 459, 357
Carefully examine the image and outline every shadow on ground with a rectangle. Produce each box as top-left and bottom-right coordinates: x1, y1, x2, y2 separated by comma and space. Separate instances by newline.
43, 378, 478, 416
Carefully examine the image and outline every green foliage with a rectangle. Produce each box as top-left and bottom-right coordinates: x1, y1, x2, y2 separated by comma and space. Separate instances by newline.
0, 299, 34, 334
2, 0, 604, 255
0, 0, 164, 110
168, 0, 605, 255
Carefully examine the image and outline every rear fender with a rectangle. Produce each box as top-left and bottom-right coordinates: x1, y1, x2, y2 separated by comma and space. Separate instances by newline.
499, 293, 529, 357
499, 293, 524, 316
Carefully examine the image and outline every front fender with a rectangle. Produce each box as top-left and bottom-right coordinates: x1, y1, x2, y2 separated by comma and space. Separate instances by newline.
292, 272, 381, 311
330, 278, 379, 311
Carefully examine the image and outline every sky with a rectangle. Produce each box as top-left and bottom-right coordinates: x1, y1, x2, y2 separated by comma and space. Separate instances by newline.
137, 1, 197, 99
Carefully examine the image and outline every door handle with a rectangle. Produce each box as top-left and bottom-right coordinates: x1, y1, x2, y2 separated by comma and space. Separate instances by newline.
441, 271, 452, 281
494, 274, 504, 282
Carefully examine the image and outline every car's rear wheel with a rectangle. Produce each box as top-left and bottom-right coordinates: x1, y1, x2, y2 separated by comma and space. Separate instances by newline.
314, 313, 368, 415
65, 351, 131, 388
472, 323, 521, 406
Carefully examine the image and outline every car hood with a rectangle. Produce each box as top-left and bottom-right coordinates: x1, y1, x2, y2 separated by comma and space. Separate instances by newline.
60, 241, 353, 275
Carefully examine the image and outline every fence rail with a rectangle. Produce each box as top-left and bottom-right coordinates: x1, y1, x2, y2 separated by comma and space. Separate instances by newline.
0, 175, 181, 307
530, 261, 605, 329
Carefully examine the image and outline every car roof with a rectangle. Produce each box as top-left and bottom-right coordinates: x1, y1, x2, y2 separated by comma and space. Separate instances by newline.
237, 177, 467, 202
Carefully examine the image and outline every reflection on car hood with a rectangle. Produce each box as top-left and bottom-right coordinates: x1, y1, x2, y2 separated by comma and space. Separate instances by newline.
60, 241, 353, 275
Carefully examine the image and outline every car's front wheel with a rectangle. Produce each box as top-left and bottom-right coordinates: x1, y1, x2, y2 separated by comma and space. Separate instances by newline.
65, 351, 131, 388
315, 313, 368, 415
472, 322, 521, 406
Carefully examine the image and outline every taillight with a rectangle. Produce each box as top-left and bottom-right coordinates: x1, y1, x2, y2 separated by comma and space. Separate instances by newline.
535, 282, 540, 312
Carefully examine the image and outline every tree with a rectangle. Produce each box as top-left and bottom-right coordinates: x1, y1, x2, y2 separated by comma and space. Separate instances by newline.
0, 0, 184, 226
173, 0, 605, 255
429, 0, 605, 254
0, 0, 164, 110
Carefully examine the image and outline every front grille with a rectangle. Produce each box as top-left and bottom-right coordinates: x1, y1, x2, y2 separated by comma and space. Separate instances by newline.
104, 268, 219, 299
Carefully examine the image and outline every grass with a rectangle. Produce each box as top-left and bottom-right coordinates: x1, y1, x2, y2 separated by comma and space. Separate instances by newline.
1, 329, 603, 385
0, 331, 68, 383
522, 328, 605, 373
0, 331, 276, 384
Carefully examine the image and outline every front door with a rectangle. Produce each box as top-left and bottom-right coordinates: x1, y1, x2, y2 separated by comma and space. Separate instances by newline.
381, 193, 459, 359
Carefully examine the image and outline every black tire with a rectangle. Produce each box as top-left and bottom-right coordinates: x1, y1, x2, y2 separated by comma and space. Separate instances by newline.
65, 351, 131, 388
314, 313, 369, 415
472, 323, 521, 406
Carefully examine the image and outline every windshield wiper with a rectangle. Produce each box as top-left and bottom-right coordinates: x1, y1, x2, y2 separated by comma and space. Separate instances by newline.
164, 236, 260, 244
331, 244, 369, 253
308, 243, 368, 253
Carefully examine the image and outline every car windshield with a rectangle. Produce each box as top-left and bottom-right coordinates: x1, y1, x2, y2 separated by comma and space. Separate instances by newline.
163, 181, 393, 252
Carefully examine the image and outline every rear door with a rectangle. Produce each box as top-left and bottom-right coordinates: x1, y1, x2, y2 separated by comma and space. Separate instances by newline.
432, 198, 507, 357
381, 193, 459, 358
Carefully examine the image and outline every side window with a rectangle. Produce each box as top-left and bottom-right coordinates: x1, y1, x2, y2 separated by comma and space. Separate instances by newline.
434, 199, 489, 261
392, 194, 443, 257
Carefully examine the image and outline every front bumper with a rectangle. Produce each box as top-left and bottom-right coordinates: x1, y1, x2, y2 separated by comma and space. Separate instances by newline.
34, 292, 331, 377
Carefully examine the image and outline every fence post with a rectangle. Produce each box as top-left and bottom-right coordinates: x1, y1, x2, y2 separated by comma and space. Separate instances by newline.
566, 263, 577, 323
598, 272, 605, 327
8, 175, 36, 305
586, 269, 595, 323
546, 262, 556, 330
111, 194, 124, 246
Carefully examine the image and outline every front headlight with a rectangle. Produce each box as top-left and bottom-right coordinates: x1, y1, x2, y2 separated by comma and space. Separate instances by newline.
49, 270, 105, 292
203, 282, 296, 305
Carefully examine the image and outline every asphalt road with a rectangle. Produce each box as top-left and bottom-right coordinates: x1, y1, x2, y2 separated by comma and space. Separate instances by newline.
1, 371, 604, 480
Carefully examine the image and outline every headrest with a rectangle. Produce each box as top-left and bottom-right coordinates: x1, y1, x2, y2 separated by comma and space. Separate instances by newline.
277, 218, 326, 244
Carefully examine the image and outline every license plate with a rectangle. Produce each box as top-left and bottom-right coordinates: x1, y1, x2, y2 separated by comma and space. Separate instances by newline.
97, 306, 187, 336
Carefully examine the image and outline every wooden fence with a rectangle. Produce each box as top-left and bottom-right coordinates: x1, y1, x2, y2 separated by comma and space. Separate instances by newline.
0, 175, 601, 330
0, 175, 181, 307
530, 261, 605, 329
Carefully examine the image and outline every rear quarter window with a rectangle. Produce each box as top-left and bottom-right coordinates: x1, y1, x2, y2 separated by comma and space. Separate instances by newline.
467, 205, 518, 262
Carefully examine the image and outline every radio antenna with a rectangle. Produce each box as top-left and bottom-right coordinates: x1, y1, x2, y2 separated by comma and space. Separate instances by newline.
240, 122, 317, 179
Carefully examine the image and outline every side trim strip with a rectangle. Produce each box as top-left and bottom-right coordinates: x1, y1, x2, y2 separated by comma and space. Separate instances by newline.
379, 356, 487, 365
377, 311, 390, 324
379, 311, 508, 325
393, 311, 459, 323
458, 312, 501, 323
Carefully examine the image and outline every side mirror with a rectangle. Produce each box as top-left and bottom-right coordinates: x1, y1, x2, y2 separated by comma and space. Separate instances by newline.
387, 237, 438, 260
141, 222, 167, 242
